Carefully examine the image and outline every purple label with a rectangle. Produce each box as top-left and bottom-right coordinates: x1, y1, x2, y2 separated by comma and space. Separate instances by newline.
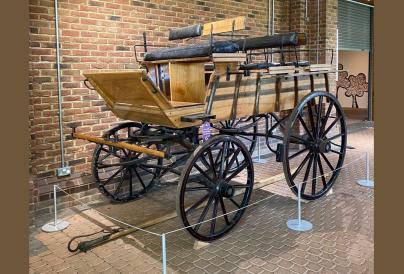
201, 121, 211, 142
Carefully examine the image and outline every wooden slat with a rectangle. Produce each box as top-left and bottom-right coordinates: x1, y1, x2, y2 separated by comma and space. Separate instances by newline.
212, 53, 246, 58
294, 76, 299, 108
297, 33, 307, 46
202, 16, 246, 35
142, 56, 210, 65
306, 64, 333, 72
170, 101, 204, 108
275, 77, 282, 111
269, 65, 296, 75
213, 57, 246, 62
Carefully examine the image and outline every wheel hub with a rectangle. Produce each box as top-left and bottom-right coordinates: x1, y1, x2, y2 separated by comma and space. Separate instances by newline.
216, 182, 235, 198
312, 139, 331, 153
319, 140, 332, 153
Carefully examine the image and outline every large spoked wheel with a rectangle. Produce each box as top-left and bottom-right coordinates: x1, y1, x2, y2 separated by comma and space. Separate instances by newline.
177, 135, 254, 242
283, 91, 347, 200
214, 116, 257, 172
92, 122, 162, 203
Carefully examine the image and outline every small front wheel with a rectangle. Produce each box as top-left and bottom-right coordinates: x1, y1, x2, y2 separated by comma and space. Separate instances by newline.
177, 135, 254, 242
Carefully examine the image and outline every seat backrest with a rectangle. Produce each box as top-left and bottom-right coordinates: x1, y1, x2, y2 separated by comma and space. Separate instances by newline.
234, 32, 301, 51
167, 16, 246, 41
168, 24, 202, 40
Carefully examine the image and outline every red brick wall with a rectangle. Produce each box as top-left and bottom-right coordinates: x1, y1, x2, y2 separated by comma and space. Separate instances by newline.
28, 0, 337, 222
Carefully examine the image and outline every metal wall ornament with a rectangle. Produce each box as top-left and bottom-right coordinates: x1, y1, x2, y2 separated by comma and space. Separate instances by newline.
345, 73, 368, 108
336, 63, 369, 108
336, 64, 350, 99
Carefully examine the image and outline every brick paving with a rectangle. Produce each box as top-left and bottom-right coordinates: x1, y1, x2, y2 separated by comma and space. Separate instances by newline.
29, 125, 374, 273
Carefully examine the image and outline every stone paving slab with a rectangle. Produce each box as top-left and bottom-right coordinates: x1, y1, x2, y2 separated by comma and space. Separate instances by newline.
29, 127, 374, 273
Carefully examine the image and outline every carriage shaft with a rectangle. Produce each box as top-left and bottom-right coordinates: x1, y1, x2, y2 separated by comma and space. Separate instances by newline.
73, 132, 165, 158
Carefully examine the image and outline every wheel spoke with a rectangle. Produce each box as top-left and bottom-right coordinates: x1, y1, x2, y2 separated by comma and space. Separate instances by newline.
219, 141, 229, 178
224, 163, 247, 183
288, 147, 310, 160
186, 192, 210, 214
319, 101, 334, 136
298, 114, 314, 141
103, 167, 124, 185
193, 162, 214, 183
133, 167, 146, 190
326, 133, 345, 141
316, 96, 323, 138
229, 198, 241, 209
223, 148, 241, 177
306, 101, 316, 134
231, 183, 251, 189
137, 165, 157, 176
233, 118, 243, 127
114, 169, 127, 197
317, 157, 327, 188
292, 152, 312, 180
322, 115, 342, 138
210, 198, 219, 235
312, 153, 318, 195
330, 149, 343, 155
219, 196, 230, 225
128, 168, 133, 196
206, 148, 217, 180
301, 154, 314, 193
214, 148, 223, 167
289, 135, 311, 146
194, 195, 215, 232
98, 151, 112, 163
185, 186, 211, 192
320, 152, 335, 171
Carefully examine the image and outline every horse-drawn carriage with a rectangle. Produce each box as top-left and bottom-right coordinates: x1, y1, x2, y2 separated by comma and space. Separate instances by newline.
72, 17, 347, 242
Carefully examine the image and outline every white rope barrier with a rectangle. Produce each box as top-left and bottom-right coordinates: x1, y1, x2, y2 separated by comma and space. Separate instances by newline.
44, 149, 371, 237
56, 186, 161, 237
40, 149, 373, 274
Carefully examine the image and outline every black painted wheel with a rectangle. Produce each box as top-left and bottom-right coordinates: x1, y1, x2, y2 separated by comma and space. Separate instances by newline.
92, 122, 162, 203
283, 91, 347, 200
177, 135, 254, 242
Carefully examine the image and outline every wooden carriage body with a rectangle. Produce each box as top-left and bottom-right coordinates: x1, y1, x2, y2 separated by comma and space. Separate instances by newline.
84, 16, 333, 128
85, 60, 330, 129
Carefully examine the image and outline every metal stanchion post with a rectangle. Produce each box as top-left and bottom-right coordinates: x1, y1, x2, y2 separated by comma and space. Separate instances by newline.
253, 136, 267, 164
287, 182, 313, 231
42, 185, 70, 232
162, 234, 167, 274
357, 151, 374, 187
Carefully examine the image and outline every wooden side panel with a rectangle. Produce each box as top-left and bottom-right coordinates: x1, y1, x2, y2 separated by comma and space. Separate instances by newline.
202, 16, 246, 35
84, 71, 171, 110
208, 74, 256, 121
169, 62, 206, 103
113, 104, 174, 128
207, 72, 329, 122
311, 73, 327, 92
164, 105, 207, 128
